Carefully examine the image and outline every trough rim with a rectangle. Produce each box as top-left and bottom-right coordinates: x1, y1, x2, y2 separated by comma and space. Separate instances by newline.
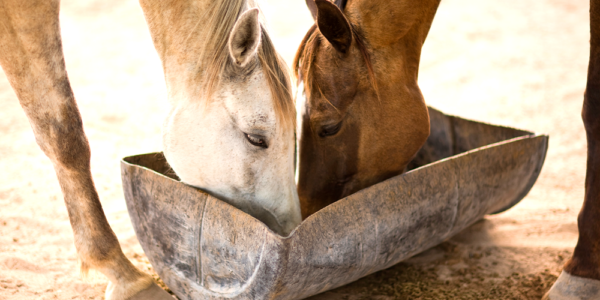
121, 133, 548, 240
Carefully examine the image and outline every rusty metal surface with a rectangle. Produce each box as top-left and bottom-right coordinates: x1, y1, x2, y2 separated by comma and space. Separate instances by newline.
121, 108, 548, 300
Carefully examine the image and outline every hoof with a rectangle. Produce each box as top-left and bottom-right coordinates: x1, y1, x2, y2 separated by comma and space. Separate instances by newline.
106, 280, 173, 300
126, 282, 173, 300
544, 271, 600, 300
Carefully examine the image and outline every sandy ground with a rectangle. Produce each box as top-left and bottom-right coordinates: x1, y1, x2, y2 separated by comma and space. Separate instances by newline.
0, 0, 589, 299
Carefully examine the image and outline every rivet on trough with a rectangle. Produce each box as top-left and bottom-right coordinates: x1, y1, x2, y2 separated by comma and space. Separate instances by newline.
121, 107, 548, 300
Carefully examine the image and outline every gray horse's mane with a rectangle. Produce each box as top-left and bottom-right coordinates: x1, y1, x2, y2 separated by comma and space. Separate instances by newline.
193, 0, 295, 130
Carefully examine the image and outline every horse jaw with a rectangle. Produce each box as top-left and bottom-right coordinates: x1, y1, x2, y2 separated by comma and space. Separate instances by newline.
162, 67, 301, 236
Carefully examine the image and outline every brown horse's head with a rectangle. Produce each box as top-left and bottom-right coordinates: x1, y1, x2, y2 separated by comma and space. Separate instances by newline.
294, 0, 440, 219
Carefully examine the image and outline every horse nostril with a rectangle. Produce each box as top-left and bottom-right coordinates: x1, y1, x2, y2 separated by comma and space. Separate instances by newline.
335, 175, 353, 186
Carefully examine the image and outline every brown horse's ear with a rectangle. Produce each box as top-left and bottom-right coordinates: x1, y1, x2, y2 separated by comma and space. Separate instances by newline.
306, 0, 317, 20
315, 0, 352, 53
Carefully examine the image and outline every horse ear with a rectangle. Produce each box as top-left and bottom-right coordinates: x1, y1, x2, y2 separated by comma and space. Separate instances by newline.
315, 0, 352, 53
229, 8, 262, 67
306, 0, 317, 20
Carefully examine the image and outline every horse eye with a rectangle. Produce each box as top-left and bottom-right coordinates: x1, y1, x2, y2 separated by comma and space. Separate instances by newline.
244, 133, 268, 148
319, 122, 342, 138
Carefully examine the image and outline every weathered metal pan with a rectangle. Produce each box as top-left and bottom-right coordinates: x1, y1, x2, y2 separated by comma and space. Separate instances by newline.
121, 107, 548, 300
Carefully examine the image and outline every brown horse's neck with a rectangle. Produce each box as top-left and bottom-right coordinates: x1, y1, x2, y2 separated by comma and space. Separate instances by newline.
362, 14, 435, 125
363, 1, 439, 87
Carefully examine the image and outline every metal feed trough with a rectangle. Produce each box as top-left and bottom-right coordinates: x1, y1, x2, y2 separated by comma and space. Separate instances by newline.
121, 107, 548, 300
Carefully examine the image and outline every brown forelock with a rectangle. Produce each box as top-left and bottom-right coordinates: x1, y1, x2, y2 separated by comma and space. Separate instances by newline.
293, 24, 318, 82
293, 24, 379, 105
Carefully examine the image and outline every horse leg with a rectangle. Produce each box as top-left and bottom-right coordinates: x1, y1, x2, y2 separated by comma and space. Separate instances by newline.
0, 1, 170, 299
544, 0, 600, 299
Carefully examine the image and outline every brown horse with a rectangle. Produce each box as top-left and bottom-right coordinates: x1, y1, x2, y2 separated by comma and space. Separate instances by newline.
294, 0, 440, 219
297, 0, 600, 298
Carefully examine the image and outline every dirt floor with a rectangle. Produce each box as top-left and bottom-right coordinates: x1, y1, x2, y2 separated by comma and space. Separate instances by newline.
0, 0, 589, 299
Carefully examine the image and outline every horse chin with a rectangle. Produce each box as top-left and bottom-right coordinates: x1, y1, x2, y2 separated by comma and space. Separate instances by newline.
177, 174, 300, 236
298, 176, 351, 219
337, 175, 356, 198
242, 196, 301, 236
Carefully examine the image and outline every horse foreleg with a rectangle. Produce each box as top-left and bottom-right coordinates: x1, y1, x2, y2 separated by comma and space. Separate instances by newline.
0, 1, 170, 299
544, 0, 600, 299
